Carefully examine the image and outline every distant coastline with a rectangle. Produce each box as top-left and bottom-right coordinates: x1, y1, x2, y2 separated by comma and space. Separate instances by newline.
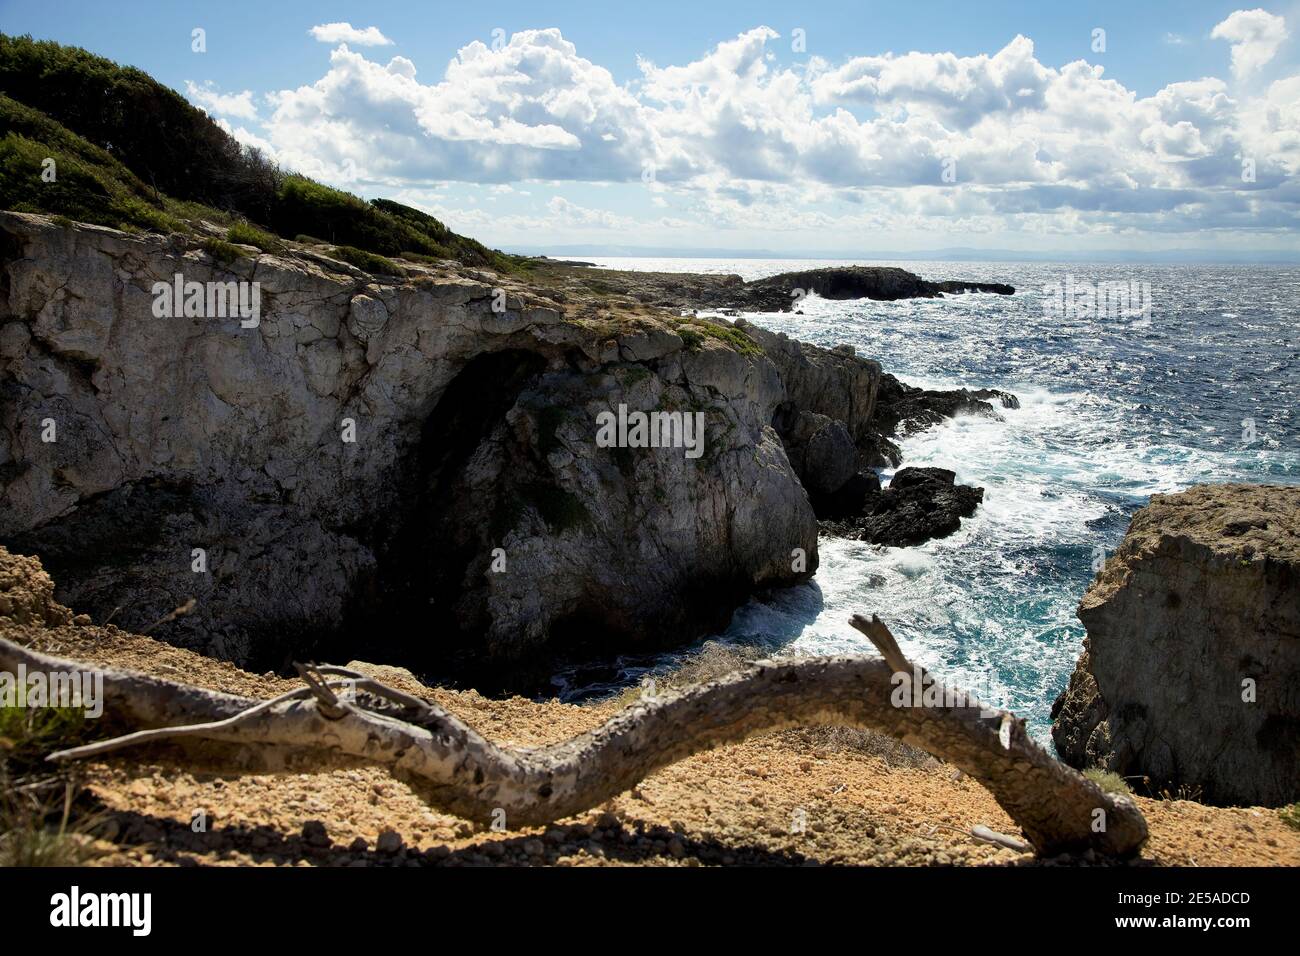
512, 246, 1300, 265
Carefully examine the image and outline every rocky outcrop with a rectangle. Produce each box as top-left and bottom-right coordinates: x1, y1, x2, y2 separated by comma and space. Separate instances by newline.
527, 263, 1013, 314
740, 267, 1014, 311
0, 212, 822, 677
872, 374, 1019, 444
0, 213, 1017, 681
1052, 484, 1300, 807
821, 466, 985, 547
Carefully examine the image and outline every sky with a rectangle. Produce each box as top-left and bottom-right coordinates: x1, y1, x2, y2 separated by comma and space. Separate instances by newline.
3, 0, 1299, 257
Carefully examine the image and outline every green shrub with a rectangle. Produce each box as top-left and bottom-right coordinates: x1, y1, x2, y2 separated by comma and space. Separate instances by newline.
1279, 803, 1300, 831
1083, 767, 1132, 795
0, 93, 179, 232
0, 34, 515, 268
672, 319, 761, 356
227, 221, 282, 253
202, 237, 243, 265
330, 244, 402, 276
0, 34, 280, 222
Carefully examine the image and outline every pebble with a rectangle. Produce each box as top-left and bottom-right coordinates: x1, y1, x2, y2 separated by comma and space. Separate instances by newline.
301, 820, 330, 847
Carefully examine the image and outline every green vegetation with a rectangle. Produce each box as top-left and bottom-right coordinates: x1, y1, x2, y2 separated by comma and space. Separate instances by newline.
0, 704, 105, 867
0, 33, 517, 273
1278, 803, 1300, 831
0, 703, 88, 765
0, 92, 180, 232
227, 221, 283, 253
1083, 767, 1133, 795
330, 245, 403, 277
675, 317, 762, 356
202, 237, 243, 265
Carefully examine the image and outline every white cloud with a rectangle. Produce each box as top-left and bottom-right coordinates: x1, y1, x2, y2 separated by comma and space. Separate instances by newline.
244, 23, 1299, 245
185, 81, 258, 120
1211, 9, 1289, 78
308, 22, 394, 47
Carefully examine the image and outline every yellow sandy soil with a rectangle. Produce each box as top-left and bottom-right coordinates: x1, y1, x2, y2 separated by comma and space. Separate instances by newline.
7, 620, 1298, 868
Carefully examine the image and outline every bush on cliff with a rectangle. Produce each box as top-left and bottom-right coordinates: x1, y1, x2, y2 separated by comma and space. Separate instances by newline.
0, 33, 513, 271
0, 93, 179, 233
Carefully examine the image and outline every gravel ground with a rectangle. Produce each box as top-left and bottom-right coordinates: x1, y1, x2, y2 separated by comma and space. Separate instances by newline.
7, 620, 1299, 868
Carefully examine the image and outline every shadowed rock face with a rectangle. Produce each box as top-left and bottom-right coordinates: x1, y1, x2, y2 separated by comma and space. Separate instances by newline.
0, 213, 821, 678
819, 466, 985, 547
0, 212, 1015, 682
1052, 484, 1300, 807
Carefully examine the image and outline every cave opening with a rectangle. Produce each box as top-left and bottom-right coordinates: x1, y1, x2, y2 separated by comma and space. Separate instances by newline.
326, 348, 549, 684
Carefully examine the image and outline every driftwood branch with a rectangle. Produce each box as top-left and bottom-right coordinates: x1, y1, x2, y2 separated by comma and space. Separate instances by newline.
0, 619, 1148, 857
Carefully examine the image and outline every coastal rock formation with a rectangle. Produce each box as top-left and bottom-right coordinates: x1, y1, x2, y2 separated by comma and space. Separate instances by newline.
873, 374, 1020, 442
822, 466, 985, 547
528, 262, 1014, 314
0, 213, 1014, 678
0, 213, 818, 675
1052, 484, 1300, 807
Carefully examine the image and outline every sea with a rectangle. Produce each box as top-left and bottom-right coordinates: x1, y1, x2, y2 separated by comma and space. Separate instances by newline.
550, 257, 1300, 743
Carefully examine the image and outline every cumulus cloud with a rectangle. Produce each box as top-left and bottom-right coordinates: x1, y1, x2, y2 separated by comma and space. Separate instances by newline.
1211, 9, 1289, 78
185, 81, 258, 120
811, 34, 1052, 128
239, 21, 1299, 242
308, 22, 393, 47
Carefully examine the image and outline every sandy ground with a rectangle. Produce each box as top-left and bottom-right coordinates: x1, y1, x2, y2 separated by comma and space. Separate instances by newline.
7, 620, 1299, 868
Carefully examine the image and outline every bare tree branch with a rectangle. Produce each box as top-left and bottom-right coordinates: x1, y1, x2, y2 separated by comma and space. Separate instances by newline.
0, 624, 1148, 857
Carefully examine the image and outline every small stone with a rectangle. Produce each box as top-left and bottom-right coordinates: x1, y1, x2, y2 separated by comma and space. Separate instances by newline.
376, 829, 403, 854
302, 820, 330, 847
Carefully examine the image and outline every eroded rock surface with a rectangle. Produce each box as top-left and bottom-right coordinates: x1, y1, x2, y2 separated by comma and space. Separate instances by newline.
1052, 484, 1300, 807
0, 213, 1014, 678
0, 213, 818, 673
821, 466, 985, 547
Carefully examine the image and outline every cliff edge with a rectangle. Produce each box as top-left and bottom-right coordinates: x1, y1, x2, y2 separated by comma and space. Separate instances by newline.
1052, 484, 1300, 806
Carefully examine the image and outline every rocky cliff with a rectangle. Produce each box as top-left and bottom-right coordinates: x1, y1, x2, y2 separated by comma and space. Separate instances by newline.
0, 213, 822, 676
1052, 484, 1300, 806
0, 213, 1004, 682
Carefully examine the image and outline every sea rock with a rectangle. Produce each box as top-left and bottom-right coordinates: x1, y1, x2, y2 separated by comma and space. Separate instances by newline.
810, 470, 882, 521
821, 466, 984, 546
873, 374, 1011, 437
771, 406, 858, 496
1052, 484, 1300, 807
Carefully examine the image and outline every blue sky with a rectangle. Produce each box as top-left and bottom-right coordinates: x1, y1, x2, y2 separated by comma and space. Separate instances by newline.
4, 1, 1299, 255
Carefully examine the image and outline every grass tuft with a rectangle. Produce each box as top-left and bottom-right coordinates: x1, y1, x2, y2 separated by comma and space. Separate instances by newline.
227, 221, 283, 253
1083, 767, 1133, 795
201, 237, 243, 265
330, 245, 403, 276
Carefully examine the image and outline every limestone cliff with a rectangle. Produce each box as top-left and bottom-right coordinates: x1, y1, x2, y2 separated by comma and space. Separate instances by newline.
1052, 484, 1300, 806
0, 212, 836, 674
